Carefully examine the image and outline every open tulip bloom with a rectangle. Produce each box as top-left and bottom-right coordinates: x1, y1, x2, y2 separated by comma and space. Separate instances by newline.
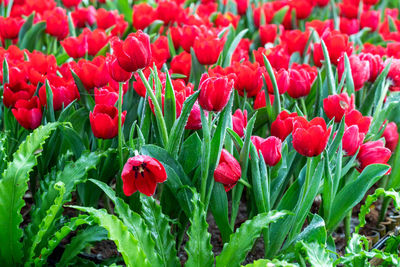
1, 0, 400, 266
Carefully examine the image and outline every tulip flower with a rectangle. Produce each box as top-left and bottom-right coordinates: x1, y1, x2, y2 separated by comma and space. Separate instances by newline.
193, 33, 224, 66
38, 77, 80, 111
231, 61, 263, 97
71, 7, 96, 28
74, 57, 110, 90
61, 35, 88, 59
345, 109, 372, 134
281, 30, 311, 56
292, 117, 331, 157
170, 51, 192, 81
287, 64, 317, 98
253, 90, 274, 110
198, 73, 235, 112
121, 155, 167, 196
313, 30, 353, 66
185, 102, 203, 130
341, 125, 365, 156
83, 28, 109, 56
357, 140, 391, 172
132, 3, 156, 30
360, 10, 380, 32
42, 7, 69, 40
94, 87, 119, 106
106, 54, 132, 83
3, 82, 36, 108
12, 97, 42, 130
62, 0, 81, 8
386, 59, 400, 92
259, 24, 279, 45
382, 122, 399, 152
26, 52, 57, 86
251, 136, 282, 166
232, 109, 248, 138
358, 53, 382, 82
337, 55, 370, 91
111, 31, 152, 72
89, 104, 126, 139
271, 111, 299, 141
214, 149, 241, 192
339, 18, 359, 35
323, 93, 355, 122
0, 17, 24, 40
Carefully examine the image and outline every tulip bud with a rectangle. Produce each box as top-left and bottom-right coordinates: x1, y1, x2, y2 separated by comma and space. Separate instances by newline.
94, 87, 119, 106
170, 51, 192, 81
357, 140, 391, 173
345, 109, 372, 134
292, 117, 331, 157
231, 61, 263, 97
132, 3, 156, 30
259, 24, 279, 45
232, 109, 248, 138
214, 149, 242, 192
12, 97, 42, 130
89, 104, 126, 139
323, 93, 355, 122
341, 125, 365, 156
122, 155, 167, 196
271, 111, 299, 141
198, 73, 235, 112
193, 33, 224, 66
313, 30, 353, 66
0, 17, 24, 40
382, 122, 399, 152
61, 35, 88, 59
337, 55, 370, 91
106, 54, 132, 82
251, 136, 282, 166
43, 7, 69, 40
386, 59, 400, 92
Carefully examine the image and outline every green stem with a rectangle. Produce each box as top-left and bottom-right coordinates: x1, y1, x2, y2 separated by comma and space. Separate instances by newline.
200, 111, 212, 204
302, 157, 312, 201
344, 209, 352, 242
118, 82, 124, 169
299, 97, 308, 118
379, 197, 391, 223
238, 178, 252, 188
138, 69, 169, 146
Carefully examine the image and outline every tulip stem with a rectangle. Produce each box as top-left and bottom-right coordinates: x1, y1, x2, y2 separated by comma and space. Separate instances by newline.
200, 110, 211, 204
138, 69, 169, 147
238, 179, 252, 189
118, 82, 124, 169
299, 97, 308, 118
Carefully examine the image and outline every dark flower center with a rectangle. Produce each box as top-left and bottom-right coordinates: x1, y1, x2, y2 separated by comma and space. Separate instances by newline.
132, 162, 147, 178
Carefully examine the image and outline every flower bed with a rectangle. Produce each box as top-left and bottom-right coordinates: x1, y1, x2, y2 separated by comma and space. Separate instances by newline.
1, 0, 400, 266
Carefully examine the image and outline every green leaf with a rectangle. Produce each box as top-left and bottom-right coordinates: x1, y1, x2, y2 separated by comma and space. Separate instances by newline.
140, 195, 180, 267
355, 188, 400, 233
242, 259, 297, 267
45, 79, 55, 122
71, 70, 95, 111
321, 40, 336, 95
18, 12, 35, 42
164, 72, 177, 133
58, 225, 107, 266
298, 241, 333, 267
0, 122, 58, 266
189, 48, 206, 89
19, 21, 46, 51
272, 6, 289, 25
343, 53, 355, 95
262, 55, 281, 119
222, 28, 248, 67
185, 193, 214, 267
69, 206, 151, 267
291, 214, 327, 246
2, 57, 9, 84
89, 179, 162, 267
178, 133, 202, 174
327, 164, 390, 231
216, 211, 287, 267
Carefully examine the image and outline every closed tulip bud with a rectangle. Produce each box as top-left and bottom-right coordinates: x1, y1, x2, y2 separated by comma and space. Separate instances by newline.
132, 3, 156, 30
61, 35, 88, 59
185, 102, 203, 130
337, 55, 370, 91
12, 97, 42, 130
287, 65, 317, 98
83, 28, 109, 56
357, 140, 391, 173
386, 59, 400, 92
193, 34, 224, 66
358, 53, 382, 82
106, 54, 132, 82
71, 7, 96, 28
231, 61, 263, 97
271, 110, 299, 141
341, 125, 365, 156
339, 18, 359, 35
94, 86, 119, 106
43, 7, 69, 40
75, 57, 110, 91
382, 122, 399, 152
253, 90, 274, 110
292, 117, 331, 157
38, 77, 79, 111
198, 73, 235, 112
121, 155, 167, 196
214, 149, 241, 192
170, 51, 192, 81
323, 93, 355, 122
345, 109, 372, 134
111, 31, 151, 72
360, 10, 380, 32
89, 104, 126, 139
62, 0, 82, 8
282, 30, 311, 56
232, 109, 248, 138
251, 136, 282, 166
259, 24, 279, 45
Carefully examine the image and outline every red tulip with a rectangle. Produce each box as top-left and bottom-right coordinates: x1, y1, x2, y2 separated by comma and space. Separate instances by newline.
339, 18, 359, 35
38, 76, 79, 111
313, 30, 353, 66
106, 54, 132, 82
94, 86, 119, 106
214, 149, 241, 192
323, 93, 355, 122
96, 8, 127, 36
185, 102, 203, 130
232, 109, 248, 138
170, 51, 192, 81
61, 0, 81, 8
271, 111, 299, 141
26, 0, 57, 13
358, 53, 382, 82
231, 61, 263, 97
12, 96, 42, 130
71, 7, 96, 28
382, 122, 399, 152
287, 64, 317, 98
132, 67, 166, 97
357, 140, 391, 172
0, 17, 24, 40
74, 56, 110, 90
341, 125, 365, 156
111, 31, 151, 72
121, 155, 167, 196
83, 28, 109, 56
156, 0, 180, 24
193, 33, 224, 65
306, 19, 334, 36
253, 46, 290, 70
132, 3, 156, 30
360, 10, 380, 32
180, 25, 202, 52
235, 0, 248, 15
198, 73, 235, 112
61, 35, 88, 59
292, 117, 331, 157
214, 12, 240, 28
345, 109, 372, 134
259, 24, 279, 45
3, 81, 36, 108
290, 0, 313, 20
251, 136, 282, 166
150, 36, 170, 68
386, 59, 400, 92
42, 7, 69, 40
282, 30, 311, 56
232, 38, 251, 63
253, 90, 274, 110
89, 104, 126, 139
25, 51, 57, 86
337, 55, 370, 91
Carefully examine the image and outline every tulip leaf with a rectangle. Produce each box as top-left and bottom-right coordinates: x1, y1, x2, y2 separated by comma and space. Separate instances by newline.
185, 192, 214, 267
45, 80, 55, 122
178, 132, 202, 174
291, 214, 327, 246
189, 48, 206, 89
222, 28, 248, 67
2, 57, 9, 84
320, 40, 336, 95
216, 211, 287, 267
19, 21, 46, 51
0, 122, 58, 265
167, 31, 176, 58
67, 12, 76, 37
272, 6, 289, 25
140, 195, 179, 267
297, 241, 334, 267
263, 54, 281, 119
243, 259, 297, 267
18, 12, 34, 42
70, 69, 95, 111
69, 206, 151, 267
326, 164, 390, 231
356, 188, 400, 233
343, 53, 355, 96
164, 72, 176, 133
166, 91, 199, 157
89, 179, 162, 266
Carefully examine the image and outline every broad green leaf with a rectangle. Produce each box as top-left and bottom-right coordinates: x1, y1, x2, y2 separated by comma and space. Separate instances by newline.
69, 206, 151, 267
216, 211, 287, 267
178, 132, 202, 174
185, 193, 214, 267
222, 28, 248, 67
242, 259, 297, 267
0, 122, 58, 265
291, 214, 327, 246
18, 12, 34, 42
299, 241, 333, 267
189, 48, 206, 89
19, 21, 46, 51
164, 72, 177, 133
321, 40, 336, 95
